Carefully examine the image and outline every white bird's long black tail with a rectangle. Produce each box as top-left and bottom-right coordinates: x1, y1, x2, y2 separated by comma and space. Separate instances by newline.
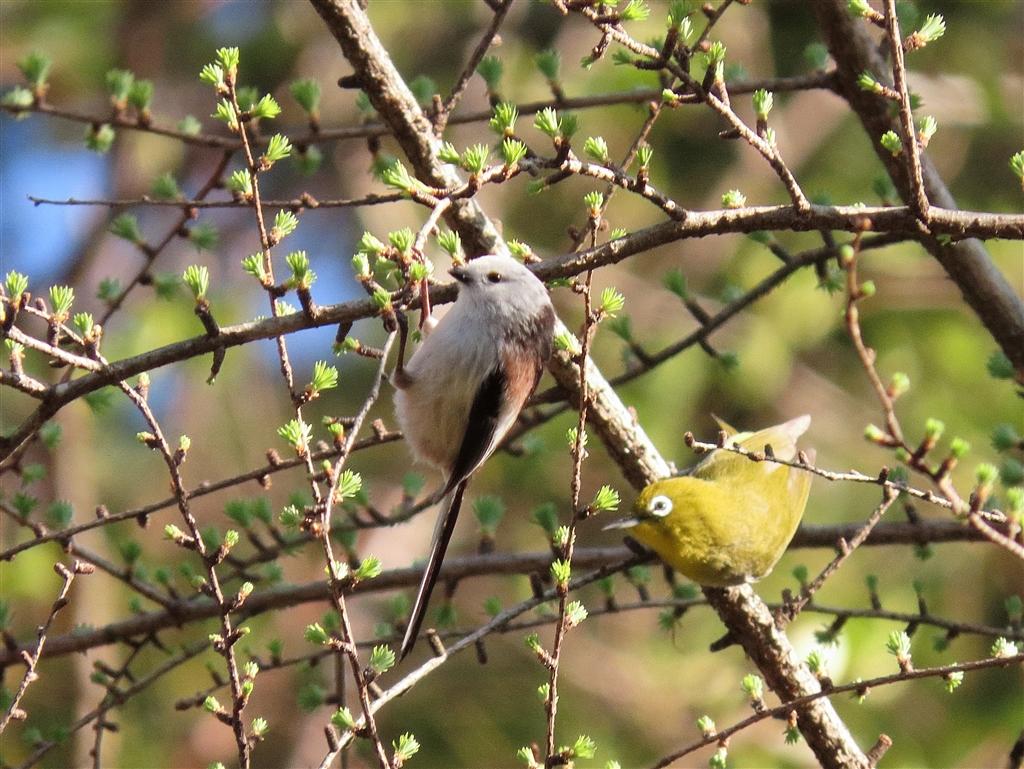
399, 481, 467, 660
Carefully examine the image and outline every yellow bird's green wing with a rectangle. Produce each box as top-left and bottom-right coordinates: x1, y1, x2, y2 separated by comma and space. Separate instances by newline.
711, 414, 738, 436
693, 415, 809, 483
734, 414, 810, 462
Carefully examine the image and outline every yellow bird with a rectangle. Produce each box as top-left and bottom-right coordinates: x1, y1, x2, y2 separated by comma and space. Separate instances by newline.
607, 415, 815, 587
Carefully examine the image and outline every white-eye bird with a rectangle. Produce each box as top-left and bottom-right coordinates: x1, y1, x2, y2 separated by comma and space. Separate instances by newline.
606, 415, 815, 587
393, 254, 555, 658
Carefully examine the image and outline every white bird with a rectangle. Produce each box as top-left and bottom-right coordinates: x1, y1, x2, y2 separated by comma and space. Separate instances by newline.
393, 254, 556, 659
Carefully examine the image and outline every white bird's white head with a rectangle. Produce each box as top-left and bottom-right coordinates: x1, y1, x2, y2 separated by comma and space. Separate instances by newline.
392, 253, 556, 659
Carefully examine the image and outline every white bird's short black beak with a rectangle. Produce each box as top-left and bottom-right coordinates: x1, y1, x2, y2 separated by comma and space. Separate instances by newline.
449, 264, 471, 283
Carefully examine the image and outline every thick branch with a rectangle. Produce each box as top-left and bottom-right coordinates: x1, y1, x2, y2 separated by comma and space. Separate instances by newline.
703, 585, 870, 767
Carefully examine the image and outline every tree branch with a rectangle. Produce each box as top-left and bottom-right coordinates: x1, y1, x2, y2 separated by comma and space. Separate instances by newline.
809, 0, 1024, 383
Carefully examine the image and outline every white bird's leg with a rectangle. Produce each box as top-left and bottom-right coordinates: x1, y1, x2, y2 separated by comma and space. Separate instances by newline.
419, 278, 438, 336
392, 309, 413, 389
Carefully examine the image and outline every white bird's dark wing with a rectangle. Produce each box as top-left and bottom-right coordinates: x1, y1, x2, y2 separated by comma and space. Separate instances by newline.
436, 367, 507, 501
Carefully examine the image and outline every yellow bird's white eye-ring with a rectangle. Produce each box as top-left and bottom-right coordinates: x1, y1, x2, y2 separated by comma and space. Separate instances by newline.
648, 494, 673, 517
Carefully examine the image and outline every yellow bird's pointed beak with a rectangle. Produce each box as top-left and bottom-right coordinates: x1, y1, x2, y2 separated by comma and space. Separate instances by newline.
603, 516, 642, 531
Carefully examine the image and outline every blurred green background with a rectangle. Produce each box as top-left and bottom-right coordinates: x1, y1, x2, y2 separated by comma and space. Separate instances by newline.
1, 1, 1021, 767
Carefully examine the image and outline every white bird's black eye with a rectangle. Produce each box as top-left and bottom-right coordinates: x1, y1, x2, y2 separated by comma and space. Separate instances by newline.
486, 271, 503, 284
648, 494, 673, 517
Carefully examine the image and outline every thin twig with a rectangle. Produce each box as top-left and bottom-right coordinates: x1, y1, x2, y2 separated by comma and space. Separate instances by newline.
0, 561, 87, 734
777, 486, 898, 625
433, 0, 514, 135
649, 652, 1024, 769
881, 0, 929, 218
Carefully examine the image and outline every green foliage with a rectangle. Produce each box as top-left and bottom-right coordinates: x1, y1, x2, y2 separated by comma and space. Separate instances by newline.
304, 622, 329, 645
591, 485, 620, 513
382, 160, 416, 192
916, 115, 937, 144
110, 213, 143, 244
46, 500, 73, 528
584, 136, 610, 163
478, 55, 503, 92
264, 133, 292, 164
5, 270, 28, 297
354, 556, 382, 580
85, 123, 115, 153
17, 50, 51, 89
151, 172, 180, 200
490, 102, 518, 136
128, 79, 154, 112
501, 138, 527, 167
535, 50, 560, 81
472, 495, 505, 532
335, 469, 362, 499
332, 706, 356, 729
290, 78, 321, 115
189, 221, 219, 252
804, 42, 830, 70
272, 210, 299, 239
661, 268, 690, 300
2, 10, 1021, 769
880, 130, 903, 155
369, 645, 396, 675
48, 285, 74, 318
741, 673, 763, 700
584, 191, 604, 211
554, 330, 582, 355
987, 350, 1014, 379
393, 733, 420, 764
178, 115, 202, 135
1011, 151, 1024, 183
182, 265, 209, 300
619, 0, 650, 22
297, 684, 325, 712
212, 99, 238, 130
227, 169, 253, 195
752, 88, 773, 120
534, 107, 560, 139
278, 418, 312, 453
251, 94, 281, 120
286, 250, 315, 287
3, 86, 34, 110
292, 145, 323, 176
461, 143, 490, 174
550, 558, 571, 585
722, 189, 746, 208
915, 14, 946, 44
409, 74, 437, 105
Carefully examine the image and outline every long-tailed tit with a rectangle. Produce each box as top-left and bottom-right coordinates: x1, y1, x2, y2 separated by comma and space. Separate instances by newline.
393, 254, 556, 659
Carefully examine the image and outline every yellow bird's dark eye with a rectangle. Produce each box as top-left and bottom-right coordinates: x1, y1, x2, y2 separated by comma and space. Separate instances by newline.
648, 494, 673, 517
486, 271, 502, 284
